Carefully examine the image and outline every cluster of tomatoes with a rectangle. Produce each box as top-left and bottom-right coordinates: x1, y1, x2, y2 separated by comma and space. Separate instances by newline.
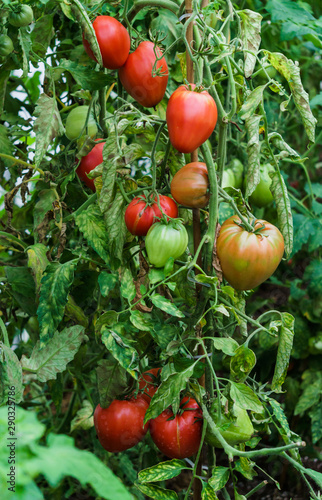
0, 4, 34, 58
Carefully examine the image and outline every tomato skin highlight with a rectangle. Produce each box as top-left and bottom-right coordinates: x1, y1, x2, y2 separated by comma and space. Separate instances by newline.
149, 397, 203, 459
216, 215, 284, 290
119, 41, 168, 108
125, 195, 178, 236
171, 162, 209, 208
65, 106, 98, 141
166, 85, 217, 153
138, 367, 162, 403
76, 140, 105, 192
94, 396, 149, 453
145, 220, 188, 267
83, 16, 130, 70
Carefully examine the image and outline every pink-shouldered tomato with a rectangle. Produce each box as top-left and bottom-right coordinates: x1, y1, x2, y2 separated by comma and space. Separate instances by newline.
76, 140, 105, 191
171, 162, 209, 208
119, 41, 168, 108
124, 195, 178, 236
166, 84, 217, 153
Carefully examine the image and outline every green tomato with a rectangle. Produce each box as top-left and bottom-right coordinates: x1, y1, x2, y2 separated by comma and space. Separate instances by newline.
256, 63, 277, 82
65, 106, 98, 141
145, 220, 188, 268
229, 158, 244, 189
0, 35, 14, 56
8, 4, 34, 27
205, 403, 254, 448
205, 12, 217, 29
245, 164, 274, 208
222, 168, 236, 188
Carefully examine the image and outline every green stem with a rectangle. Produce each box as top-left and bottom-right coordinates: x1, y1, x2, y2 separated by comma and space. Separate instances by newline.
217, 123, 228, 186
245, 480, 268, 498
0, 317, 10, 348
151, 122, 166, 191
99, 85, 108, 136
64, 193, 97, 222
219, 297, 276, 336
183, 418, 207, 500
218, 187, 254, 231
0, 153, 44, 175
127, 0, 179, 21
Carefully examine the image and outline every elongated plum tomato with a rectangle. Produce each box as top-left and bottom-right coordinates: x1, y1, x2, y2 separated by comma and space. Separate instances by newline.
125, 195, 178, 236
76, 140, 105, 192
83, 16, 130, 70
171, 162, 209, 208
119, 41, 168, 108
138, 367, 162, 403
65, 106, 97, 141
145, 220, 188, 268
150, 397, 203, 459
216, 215, 284, 290
205, 403, 254, 448
166, 85, 217, 153
94, 396, 149, 453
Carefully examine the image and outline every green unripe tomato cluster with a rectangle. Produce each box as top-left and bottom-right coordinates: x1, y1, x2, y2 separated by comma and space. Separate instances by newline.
205, 403, 254, 448
65, 106, 98, 141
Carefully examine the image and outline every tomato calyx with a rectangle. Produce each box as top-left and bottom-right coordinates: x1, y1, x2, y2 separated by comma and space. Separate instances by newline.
233, 216, 268, 237
182, 81, 209, 94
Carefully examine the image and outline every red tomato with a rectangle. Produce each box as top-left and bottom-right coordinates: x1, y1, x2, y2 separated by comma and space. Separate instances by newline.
138, 368, 162, 403
124, 195, 178, 236
166, 85, 217, 153
76, 140, 105, 191
119, 41, 168, 108
94, 396, 149, 452
83, 16, 130, 70
149, 396, 203, 459
171, 162, 209, 208
216, 215, 285, 290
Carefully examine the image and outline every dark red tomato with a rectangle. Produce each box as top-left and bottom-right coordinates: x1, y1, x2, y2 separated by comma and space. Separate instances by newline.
83, 16, 130, 70
138, 367, 162, 403
149, 396, 203, 459
216, 215, 285, 290
171, 162, 209, 208
166, 85, 217, 153
124, 195, 178, 236
94, 396, 149, 452
76, 140, 105, 191
118, 41, 168, 108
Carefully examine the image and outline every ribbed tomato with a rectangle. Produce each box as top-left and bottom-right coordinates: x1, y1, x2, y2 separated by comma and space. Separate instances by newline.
171, 162, 209, 208
119, 41, 168, 108
166, 85, 217, 153
216, 215, 284, 290
76, 140, 105, 191
125, 195, 178, 236
138, 367, 162, 403
83, 16, 130, 70
149, 397, 203, 459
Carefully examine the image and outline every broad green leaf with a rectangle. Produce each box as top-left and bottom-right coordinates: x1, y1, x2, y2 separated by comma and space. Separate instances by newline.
152, 322, 179, 349
33, 189, 57, 240
120, 267, 136, 302
234, 457, 257, 480
150, 294, 185, 318
33, 94, 65, 168
96, 359, 128, 407
101, 326, 140, 378
27, 243, 49, 292
230, 346, 256, 383
138, 459, 189, 484
202, 483, 219, 500
264, 51, 317, 142
37, 261, 75, 345
59, 59, 113, 90
0, 124, 13, 165
94, 311, 119, 335
271, 313, 294, 392
21, 325, 85, 383
31, 14, 54, 59
292, 214, 322, 256
135, 481, 178, 500
303, 469, 322, 490
208, 466, 230, 491
294, 382, 321, 416
69, 0, 102, 65
150, 10, 181, 50
303, 259, 322, 296
270, 171, 293, 257
70, 400, 94, 432
268, 132, 300, 159
230, 383, 263, 413
269, 398, 291, 437
265, 0, 314, 23
130, 310, 154, 332
244, 114, 261, 198
239, 85, 266, 120
98, 271, 118, 296
64, 295, 89, 327
211, 338, 239, 356
75, 204, 110, 263
5, 266, 37, 316
238, 10, 262, 77
0, 343, 23, 405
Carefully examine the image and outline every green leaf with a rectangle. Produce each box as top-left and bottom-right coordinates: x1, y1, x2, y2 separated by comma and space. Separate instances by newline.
120, 267, 136, 302
37, 261, 75, 345
303, 259, 322, 296
95, 310, 119, 335
31, 14, 54, 59
309, 401, 322, 444
130, 310, 154, 332
294, 382, 321, 416
5, 266, 37, 316
234, 458, 257, 480
0, 69, 10, 117
270, 171, 293, 257
292, 215, 322, 256
64, 295, 89, 327
101, 326, 140, 379
271, 313, 294, 392
69, 0, 102, 66
150, 294, 185, 318
135, 481, 178, 500
98, 271, 118, 296
27, 243, 49, 292
18, 26, 32, 78
70, 400, 94, 432
264, 51, 317, 143
230, 346, 256, 383
33, 189, 57, 240
33, 94, 65, 168
238, 10, 262, 77
151, 322, 179, 349
208, 466, 230, 491
99, 134, 121, 212
269, 398, 291, 437
59, 59, 113, 91
75, 204, 110, 263
211, 338, 239, 356
244, 114, 261, 198
96, 359, 128, 408
21, 325, 85, 383
138, 459, 189, 484
265, 0, 314, 23
0, 124, 13, 166
150, 10, 181, 51
230, 383, 263, 413
202, 483, 219, 500
239, 85, 266, 120
0, 343, 23, 405
303, 468, 322, 490
102, 191, 127, 263
268, 132, 300, 159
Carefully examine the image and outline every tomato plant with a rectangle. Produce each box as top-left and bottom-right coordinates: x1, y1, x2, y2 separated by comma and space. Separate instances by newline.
83, 16, 130, 70
216, 215, 285, 290
8, 4, 33, 27
0, 35, 14, 57
205, 403, 254, 448
94, 397, 149, 452
171, 162, 209, 208
76, 140, 105, 191
125, 195, 178, 236
138, 367, 162, 403
145, 219, 188, 267
245, 164, 274, 207
166, 84, 218, 153
65, 106, 97, 141
149, 397, 203, 458
119, 41, 168, 108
